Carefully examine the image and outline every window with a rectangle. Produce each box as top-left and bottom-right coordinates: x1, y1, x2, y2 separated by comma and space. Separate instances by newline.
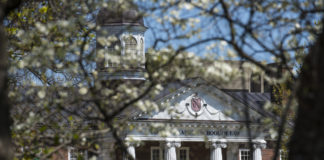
98, 37, 121, 68
68, 148, 88, 160
177, 147, 189, 160
151, 148, 160, 160
239, 149, 251, 160
280, 150, 288, 160
124, 36, 137, 55
68, 148, 78, 160
250, 73, 261, 92
151, 147, 163, 160
107, 39, 121, 67
151, 147, 189, 160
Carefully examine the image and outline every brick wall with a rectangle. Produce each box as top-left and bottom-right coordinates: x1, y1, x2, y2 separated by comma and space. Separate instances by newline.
262, 149, 277, 160
182, 142, 210, 160
136, 141, 160, 160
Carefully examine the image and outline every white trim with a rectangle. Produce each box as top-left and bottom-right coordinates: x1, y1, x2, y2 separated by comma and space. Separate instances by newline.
128, 136, 263, 142
68, 147, 77, 160
239, 149, 250, 160
153, 79, 263, 118
68, 147, 89, 160
280, 149, 288, 160
177, 147, 190, 160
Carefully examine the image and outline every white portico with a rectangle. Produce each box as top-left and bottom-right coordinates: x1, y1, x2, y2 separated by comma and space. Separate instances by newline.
110, 80, 271, 160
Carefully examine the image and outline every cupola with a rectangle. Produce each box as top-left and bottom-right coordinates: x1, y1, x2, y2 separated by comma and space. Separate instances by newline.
96, 1, 147, 80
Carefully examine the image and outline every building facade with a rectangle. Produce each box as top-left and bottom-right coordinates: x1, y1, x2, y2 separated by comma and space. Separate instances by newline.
92, 2, 279, 160
98, 79, 277, 160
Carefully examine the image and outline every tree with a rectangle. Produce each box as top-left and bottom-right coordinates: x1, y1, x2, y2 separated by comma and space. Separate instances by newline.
289, 20, 324, 160
0, 1, 22, 160
0, 0, 323, 160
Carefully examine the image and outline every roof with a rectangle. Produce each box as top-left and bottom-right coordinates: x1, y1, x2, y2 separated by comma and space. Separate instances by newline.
129, 78, 276, 121
97, 2, 144, 26
224, 91, 273, 117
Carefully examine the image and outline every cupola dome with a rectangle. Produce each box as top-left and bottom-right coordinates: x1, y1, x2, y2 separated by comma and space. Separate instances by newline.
97, 2, 144, 26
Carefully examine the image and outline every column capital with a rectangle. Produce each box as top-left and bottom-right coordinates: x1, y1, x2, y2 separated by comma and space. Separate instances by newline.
164, 140, 181, 148
125, 141, 140, 147
252, 139, 266, 149
164, 140, 179, 160
210, 139, 227, 148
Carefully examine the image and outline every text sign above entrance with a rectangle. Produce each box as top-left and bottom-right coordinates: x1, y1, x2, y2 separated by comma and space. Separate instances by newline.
178, 129, 240, 137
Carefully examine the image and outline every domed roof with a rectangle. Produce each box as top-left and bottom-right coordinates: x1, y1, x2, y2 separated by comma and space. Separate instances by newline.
97, 2, 144, 26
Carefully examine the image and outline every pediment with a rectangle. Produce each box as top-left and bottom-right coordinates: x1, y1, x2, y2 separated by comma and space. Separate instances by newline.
139, 81, 264, 122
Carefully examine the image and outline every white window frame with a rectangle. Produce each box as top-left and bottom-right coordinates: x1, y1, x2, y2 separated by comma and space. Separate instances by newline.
150, 146, 189, 160
151, 146, 163, 160
68, 147, 77, 160
239, 149, 251, 160
177, 147, 190, 160
280, 149, 288, 160
68, 147, 88, 160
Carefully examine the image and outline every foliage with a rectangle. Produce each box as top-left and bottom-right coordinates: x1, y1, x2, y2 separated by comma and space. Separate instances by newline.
1, 0, 323, 159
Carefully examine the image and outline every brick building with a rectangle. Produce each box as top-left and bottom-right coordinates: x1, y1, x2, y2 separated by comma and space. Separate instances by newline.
97, 79, 278, 160
68, 2, 283, 160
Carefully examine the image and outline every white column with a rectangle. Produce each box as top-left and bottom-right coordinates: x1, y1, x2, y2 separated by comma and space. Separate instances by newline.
125, 141, 138, 160
127, 145, 136, 160
253, 140, 266, 160
210, 139, 227, 160
164, 141, 181, 160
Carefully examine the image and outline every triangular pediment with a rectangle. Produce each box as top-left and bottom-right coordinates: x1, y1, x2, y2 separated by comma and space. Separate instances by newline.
139, 80, 265, 122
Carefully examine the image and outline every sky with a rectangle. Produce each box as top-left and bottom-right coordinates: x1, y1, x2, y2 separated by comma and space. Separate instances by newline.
139, 0, 321, 66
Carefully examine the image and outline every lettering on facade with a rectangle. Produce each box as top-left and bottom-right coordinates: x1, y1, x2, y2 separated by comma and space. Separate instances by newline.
178, 129, 240, 137
144, 128, 241, 137
179, 129, 195, 135
205, 130, 240, 136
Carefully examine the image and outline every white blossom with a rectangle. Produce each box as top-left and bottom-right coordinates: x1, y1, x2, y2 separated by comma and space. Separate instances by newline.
37, 90, 46, 99
79, 87, 88, 95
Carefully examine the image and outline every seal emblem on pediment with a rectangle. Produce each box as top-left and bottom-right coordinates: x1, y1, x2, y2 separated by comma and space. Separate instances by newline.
191, 96, 202, 112
186, 93, 207, 117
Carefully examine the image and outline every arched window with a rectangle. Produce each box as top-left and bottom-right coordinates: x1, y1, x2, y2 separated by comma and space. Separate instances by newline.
108, 39, 121, 50
250, 73, 261, 92
124, 36, 137, 55
107, 39, 121, 67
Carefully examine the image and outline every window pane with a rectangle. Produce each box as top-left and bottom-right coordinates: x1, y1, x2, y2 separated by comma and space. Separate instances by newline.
162, 149, 165, 160
240, 150, 250, 160
69, 148, 78, 160
179, 149, 188, 160
281, 150, 288, 160
125, 37, 137, 55
152, 149, 160, 160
